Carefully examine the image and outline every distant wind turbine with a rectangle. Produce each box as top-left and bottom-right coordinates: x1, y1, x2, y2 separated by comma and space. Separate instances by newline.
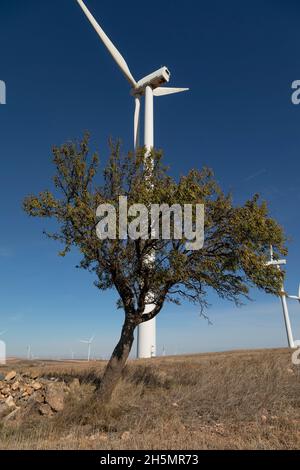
27, 345, 32, 360
80, 336, 95, 362
266, 246, 294, 348
287, 284, 300, 303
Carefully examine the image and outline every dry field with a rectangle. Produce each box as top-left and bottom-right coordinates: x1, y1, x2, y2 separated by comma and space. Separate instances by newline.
0, 348, 299, 450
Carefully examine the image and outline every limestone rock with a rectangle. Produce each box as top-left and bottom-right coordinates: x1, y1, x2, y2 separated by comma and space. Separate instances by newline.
11, 381, 20, 391
2, 387, 10, 396
29, 391, 45, 404
45, 383, 65, 411
5, 396, 16, 409
30, 371, 39, 380
261, 415, 268, 423
38, 403, 53, 416
32, 382, 42, 391
69, 378, 80, 390
4, 371, 17, 382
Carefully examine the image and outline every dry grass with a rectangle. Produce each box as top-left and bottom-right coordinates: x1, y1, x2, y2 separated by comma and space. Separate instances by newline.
0, 348, 300, 449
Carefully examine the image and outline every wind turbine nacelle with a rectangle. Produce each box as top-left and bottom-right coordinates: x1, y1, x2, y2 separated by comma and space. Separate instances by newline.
134, 67, 171, 94
266, 259, 287, 267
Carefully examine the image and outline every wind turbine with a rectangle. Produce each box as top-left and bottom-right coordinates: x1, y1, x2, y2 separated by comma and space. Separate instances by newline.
287, 284, 300, 303
80, 335, 95, 362
266, 246, 295, 348
76, 0, 189, 359
27, 345, 32, 360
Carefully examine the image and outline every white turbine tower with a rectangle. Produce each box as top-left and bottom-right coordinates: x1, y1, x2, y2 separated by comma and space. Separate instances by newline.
80, 335, 95, 362
27, 345, 32, 360
76, 0, 189, 359
266, 246, 295, 348
0, 330, 6, 365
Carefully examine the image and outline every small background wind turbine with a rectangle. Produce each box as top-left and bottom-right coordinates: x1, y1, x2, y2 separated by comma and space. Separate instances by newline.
76, 0, 189, 359
80, 335, 95, 362
287, 284, 300, 303
266, 246, 295, 348
27, 345, 32, 360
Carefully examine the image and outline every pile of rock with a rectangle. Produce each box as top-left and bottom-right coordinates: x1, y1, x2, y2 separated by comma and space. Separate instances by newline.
0, 370, 80, 423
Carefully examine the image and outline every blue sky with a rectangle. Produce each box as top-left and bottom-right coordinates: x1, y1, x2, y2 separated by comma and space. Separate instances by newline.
1, 0, 300, 359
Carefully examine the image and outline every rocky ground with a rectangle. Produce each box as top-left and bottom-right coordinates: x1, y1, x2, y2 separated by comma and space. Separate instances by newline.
0, 370, 80, 423
0, 349, 299, 449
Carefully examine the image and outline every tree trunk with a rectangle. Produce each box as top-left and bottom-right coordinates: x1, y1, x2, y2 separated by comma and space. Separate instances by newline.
97, 315, 136, 403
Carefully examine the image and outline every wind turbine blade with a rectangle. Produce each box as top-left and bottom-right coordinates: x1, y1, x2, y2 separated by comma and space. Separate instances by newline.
134, 96, 141, 149
76, 0, 137, 88
298, 283, 300, 298
80, 340, 89, 344
89, 335, 95, 343
270, 245, 274, 261
153, 87, 189, 97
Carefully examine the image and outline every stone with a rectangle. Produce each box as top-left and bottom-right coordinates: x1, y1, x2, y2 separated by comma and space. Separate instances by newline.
2, 387, 10, 396
32, 382, 42, 391
0, 373, 5, 381
5, 396, 16, 409
11, 381, 20, 391
29, 391, 45, 404
4, 371, 17, 382
38, 403, 53, 416
261, 415, 268, 423
45, 383, 64, 412
69, 378, 80, 390
30, 371, 39, 380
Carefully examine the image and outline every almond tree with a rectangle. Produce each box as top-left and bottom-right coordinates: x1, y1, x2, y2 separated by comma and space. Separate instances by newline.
23, 134, 286, 402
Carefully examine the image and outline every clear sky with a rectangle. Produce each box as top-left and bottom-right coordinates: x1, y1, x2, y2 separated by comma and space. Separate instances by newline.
1, 0, 300, 359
